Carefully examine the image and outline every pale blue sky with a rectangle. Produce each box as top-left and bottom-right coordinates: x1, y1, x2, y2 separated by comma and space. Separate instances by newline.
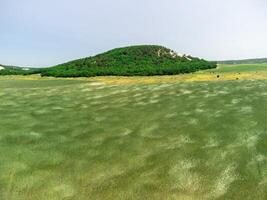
1, 0, 267, 67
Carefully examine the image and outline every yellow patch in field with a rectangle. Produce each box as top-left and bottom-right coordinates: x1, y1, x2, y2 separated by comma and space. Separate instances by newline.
2, 71, 267, 85
87, 71, 267, 85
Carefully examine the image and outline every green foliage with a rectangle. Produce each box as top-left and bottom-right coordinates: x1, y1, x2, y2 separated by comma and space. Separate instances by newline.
41, 45, 217, 77
0, 66, 41, 76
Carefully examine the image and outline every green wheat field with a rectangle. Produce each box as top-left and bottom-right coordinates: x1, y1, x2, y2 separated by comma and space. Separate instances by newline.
1, 65, 267, 199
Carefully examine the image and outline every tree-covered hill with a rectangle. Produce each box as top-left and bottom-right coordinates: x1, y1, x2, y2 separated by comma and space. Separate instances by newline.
41, 45, 217, 77
0, 64, 40, 75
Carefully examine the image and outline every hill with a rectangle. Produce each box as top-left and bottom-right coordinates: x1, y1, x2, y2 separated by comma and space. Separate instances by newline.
0, 64, 40, 75
217, 58, 267, 65
41, 45, 217, 77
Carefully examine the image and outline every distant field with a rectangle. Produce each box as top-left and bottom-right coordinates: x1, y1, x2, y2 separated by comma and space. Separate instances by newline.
1, 75, 267, 199
209, 63, 267, 73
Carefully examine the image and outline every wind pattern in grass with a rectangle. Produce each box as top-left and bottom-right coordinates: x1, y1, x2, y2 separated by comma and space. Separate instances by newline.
1, 79, 267, 199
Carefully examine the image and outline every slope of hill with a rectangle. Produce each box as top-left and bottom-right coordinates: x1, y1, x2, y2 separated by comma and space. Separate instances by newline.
0, 64, 40, 75
218, 58, 267, 64
41, 45, 217, 77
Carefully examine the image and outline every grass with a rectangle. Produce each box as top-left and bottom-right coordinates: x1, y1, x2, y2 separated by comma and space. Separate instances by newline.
209, 63, 267, 73
1, 64, 267, 199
